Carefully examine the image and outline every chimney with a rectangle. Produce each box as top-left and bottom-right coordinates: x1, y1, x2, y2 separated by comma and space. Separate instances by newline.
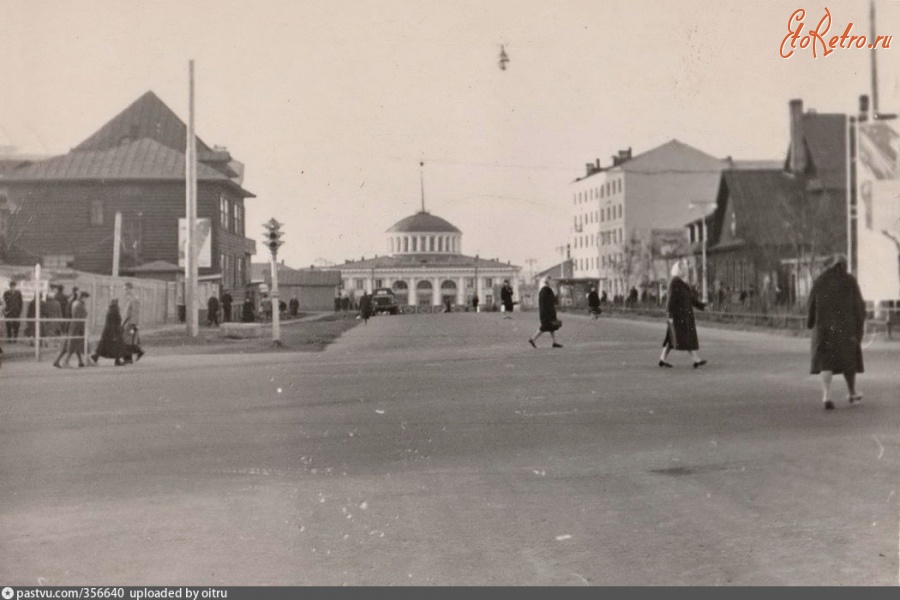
585, 162, 594, 176
595, 158, 601, 170
859, 94, 870, 122
788, 99, 808, 175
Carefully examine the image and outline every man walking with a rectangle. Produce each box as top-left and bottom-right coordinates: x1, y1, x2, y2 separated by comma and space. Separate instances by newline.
3, 280, 23, 340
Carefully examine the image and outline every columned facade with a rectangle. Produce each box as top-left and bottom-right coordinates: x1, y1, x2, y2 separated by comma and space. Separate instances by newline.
339, 210, 521, 309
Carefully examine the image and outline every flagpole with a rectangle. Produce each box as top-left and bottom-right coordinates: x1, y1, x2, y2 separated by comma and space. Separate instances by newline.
185, 60, 199, 337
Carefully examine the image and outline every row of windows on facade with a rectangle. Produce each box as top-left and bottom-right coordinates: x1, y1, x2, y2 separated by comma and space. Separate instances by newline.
573, 227, 624, 249
88, 194, 244, 237
219, 194, 244, 236
574, 178, 623, 204
573, 254, 624, 273
343, 277, 497, 291
389, 235, 460, 254
220, 253, 249, 290
575, 203, 623, 230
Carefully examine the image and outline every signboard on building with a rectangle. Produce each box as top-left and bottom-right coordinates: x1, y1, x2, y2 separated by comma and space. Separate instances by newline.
17, 278, 50, 302
178, 218, 212, 268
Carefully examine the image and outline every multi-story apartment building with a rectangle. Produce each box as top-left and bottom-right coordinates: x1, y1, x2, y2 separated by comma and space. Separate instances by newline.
569, 140, 727, 297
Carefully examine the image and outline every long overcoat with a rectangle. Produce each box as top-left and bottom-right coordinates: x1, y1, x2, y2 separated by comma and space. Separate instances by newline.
95, 303, 125, 359
663, 277, 704, 351
538, 285, 559, 332
807, 264, 866, 375
500, 285, 514, 312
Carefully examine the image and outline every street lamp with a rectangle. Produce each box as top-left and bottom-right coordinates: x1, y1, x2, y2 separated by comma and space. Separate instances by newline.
262, 218, 284, 346
689, 200, 716, 305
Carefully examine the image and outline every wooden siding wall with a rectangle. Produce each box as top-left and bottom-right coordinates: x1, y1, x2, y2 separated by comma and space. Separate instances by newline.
3, 182, 254, 284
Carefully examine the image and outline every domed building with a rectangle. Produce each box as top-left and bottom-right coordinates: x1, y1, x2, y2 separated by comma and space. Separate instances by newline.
338, 210, 520, 309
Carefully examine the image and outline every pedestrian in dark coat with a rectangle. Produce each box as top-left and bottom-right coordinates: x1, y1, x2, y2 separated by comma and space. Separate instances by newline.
357, 293, 373, 324
91, 299, 125, 366
659, 261, 707, 368
807, 254, 866, 410
472, 294, 480, 313
221, 291, 233, 323
242, 295, 255, 322
587, 286, 601, 319
3, 280, 23, 339
207, 295, 220, 327
289, 297, 300, 317
528, 276, 563, 348
500, 280, 514, 319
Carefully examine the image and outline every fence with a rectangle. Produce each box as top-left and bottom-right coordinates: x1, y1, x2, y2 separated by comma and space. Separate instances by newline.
0, 317, 90, 361
0, 266, 176, 336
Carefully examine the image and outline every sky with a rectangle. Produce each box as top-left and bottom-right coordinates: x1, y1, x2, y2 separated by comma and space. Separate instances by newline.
2, 0, 899, 275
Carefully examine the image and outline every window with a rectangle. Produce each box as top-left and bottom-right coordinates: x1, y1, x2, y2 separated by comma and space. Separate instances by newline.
90, 200, 104, 225
355, 278, 365, 290
484, 278, 493, 288
466, 278, 474, 289
375, 279, 384, 289
236, 255, 246, 286
219, 194, 230, 230
233, 202, 243, 236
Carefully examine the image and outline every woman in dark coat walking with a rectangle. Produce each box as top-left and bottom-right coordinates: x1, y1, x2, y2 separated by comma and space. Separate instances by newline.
528, 276, 563, 348
357, 292, 373, 324
659, 261, 707, 368
807, 254, 866, 410
91, 299, 126, 366
500, 280, 514, 319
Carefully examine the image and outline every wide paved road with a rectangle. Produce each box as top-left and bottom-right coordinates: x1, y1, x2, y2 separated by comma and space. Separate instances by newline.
1, 313, 897, 585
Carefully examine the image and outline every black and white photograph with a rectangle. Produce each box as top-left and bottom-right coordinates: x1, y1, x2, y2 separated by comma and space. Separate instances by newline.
1, 0, 899, 589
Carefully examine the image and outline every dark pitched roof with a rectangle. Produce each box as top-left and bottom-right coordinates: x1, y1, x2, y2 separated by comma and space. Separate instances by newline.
75, 91, 214, 155
0, 139, 254, 196
386, 211, 461, 233
340, 253, 518, 270
707, 169, 804, 248
122, 260, 181, 273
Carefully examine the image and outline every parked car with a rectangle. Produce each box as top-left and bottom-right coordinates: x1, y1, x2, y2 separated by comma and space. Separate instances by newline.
371, 287, 399, 315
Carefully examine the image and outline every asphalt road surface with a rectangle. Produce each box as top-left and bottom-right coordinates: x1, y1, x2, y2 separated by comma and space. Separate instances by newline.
1, 312, 898, 585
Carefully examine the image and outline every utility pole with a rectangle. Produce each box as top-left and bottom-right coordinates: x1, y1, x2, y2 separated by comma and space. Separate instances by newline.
112, 211, 122, 278
263, 218, 284, 346
525, 258, 537, 283
184, 59, 199, 337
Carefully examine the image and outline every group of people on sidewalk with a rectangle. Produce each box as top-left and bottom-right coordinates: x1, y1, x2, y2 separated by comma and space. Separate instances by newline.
525, 253, 867, 411
48, 282, 145, 369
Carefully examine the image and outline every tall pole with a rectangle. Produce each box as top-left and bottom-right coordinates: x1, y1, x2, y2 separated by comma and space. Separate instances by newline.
185, 60, 199, 337
112, 211, 122, 278
270, 251, 281, 345
871, 0, 879, 117
847, 115, 856, 276
701, 218, 709, 305
34, 263, 41, 361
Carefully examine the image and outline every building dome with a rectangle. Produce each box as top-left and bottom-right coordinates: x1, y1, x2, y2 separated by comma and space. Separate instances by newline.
385, 211, 462, 256
386, 211, 461, 234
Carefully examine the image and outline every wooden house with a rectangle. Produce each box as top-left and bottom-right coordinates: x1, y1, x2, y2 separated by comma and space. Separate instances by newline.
0, 91, 256, 297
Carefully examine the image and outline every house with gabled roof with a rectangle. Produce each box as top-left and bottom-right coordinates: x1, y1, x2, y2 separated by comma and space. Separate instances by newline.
685, 99, 848, 306
0, 91, 256, 299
